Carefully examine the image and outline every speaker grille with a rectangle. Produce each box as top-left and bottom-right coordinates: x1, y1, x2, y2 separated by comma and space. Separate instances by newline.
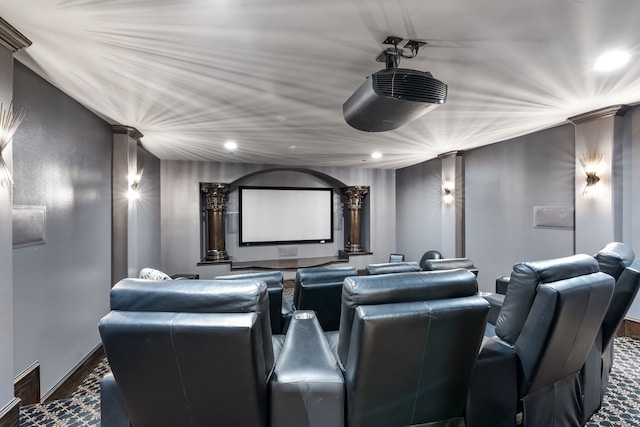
372, 69, 447, 103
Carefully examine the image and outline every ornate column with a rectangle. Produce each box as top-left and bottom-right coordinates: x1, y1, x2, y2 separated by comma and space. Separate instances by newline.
342, 185, 369, 252
201, 182, 230, 261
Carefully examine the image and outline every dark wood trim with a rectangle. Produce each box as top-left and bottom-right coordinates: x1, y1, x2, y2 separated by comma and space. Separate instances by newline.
619, 318, 640, 340
14, 362, 40, 406
43, 344, 105, 403
0, 397, 20, 427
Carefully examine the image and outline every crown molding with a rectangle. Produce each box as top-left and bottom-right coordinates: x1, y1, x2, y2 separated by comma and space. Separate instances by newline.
111, 125, 144, 141
0, 17, 32, 52
438, 150, 464, 158
568, 104, 632, 125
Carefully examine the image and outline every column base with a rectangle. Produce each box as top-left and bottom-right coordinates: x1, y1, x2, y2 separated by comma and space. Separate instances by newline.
345, 244, 363, 253
206, 250, 229, 261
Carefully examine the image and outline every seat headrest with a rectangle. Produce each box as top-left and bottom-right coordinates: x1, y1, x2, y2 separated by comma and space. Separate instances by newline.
595, 242, 636, 280
421, 257, 475, 271
215, 271, 283, 287
337, 269, 479, 365
495, 254, 599, 345
342, 269, 478, 307
110, 278, 268, 313
296, 266, 357, 284
366, 261, 421, 275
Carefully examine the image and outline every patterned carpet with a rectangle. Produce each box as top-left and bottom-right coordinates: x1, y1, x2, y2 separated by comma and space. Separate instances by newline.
18, 337, 640, 426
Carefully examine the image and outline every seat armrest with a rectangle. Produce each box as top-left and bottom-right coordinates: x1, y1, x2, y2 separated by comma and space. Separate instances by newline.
280, 298, 294, 333
481, 292, 504, 325
495, 276, 510, 295
100, 373, 131, 427
466, 337, 518, 427
270, 311, 345, 427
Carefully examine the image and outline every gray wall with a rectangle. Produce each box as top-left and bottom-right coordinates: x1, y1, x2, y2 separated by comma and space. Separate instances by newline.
12, 62, 112, 397
0, 47, 15, 410
397, 124, 575, 293
465, 124, 575, 292
396, 158, 442, 262
623, 106, 640, 319
160, 161, 395, 279
128, 146, 161, 276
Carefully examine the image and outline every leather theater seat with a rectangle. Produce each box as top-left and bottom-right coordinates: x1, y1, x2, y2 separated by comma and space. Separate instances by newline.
99, 278, 282, 427
215, 271, 293, 334
581, 242, 640, 423
421, 257, 479, 276
293, 265, 357, 331
467, 254, 614, 427
310, 269, 489, 427
365, 261, 421, 275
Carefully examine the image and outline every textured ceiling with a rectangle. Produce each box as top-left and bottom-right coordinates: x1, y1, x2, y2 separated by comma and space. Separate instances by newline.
2, 0, 640, 169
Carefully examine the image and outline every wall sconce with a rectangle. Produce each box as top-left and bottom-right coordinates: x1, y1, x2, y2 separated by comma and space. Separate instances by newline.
442, 181, 454, 205
0, 102, 28, 187
127, 170, 143, 200
580, 152, 603, 197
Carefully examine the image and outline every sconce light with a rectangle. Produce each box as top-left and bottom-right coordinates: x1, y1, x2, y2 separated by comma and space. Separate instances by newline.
580, 152, 603, 197
442, 181, 454, 205
0, 102, 28, 187
127, 170, 143, 200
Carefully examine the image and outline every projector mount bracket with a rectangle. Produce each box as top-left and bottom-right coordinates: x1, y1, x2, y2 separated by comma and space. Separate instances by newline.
376, 36, 427, 69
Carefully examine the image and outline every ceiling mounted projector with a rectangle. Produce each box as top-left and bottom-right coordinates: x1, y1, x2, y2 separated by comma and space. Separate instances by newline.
343, 37, 447, 132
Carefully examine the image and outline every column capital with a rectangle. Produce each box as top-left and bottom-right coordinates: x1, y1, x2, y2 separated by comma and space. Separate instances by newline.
112, 125, 144, 141
568, 105, 631, 125
0, 17, 31, 52
341, 186, 369, 211
201, 182, 229, 212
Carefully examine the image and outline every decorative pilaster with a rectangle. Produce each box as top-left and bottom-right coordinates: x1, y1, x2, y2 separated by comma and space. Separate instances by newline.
342, 186, 369, 252
201, 182, 230, 261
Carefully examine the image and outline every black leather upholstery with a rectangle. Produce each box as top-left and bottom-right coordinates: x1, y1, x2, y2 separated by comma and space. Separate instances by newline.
365, 261, 421, 275
293, 265, 357, 331
418, 250, 443, 269
595, 241, 635, 280
494, 254, 599, 345
332, 269, 489, 427
215, 271, 293, 333
495, 275, 510, 294
388, 253, 405, 262
100, 278, 277, 427
270, 311, 345, 427
469, 254, 615, 427
582, 243, 640, 423
421, 257, 479, 276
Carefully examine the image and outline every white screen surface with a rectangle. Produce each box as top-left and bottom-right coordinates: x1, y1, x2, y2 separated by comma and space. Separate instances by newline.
240, 187, 333, 245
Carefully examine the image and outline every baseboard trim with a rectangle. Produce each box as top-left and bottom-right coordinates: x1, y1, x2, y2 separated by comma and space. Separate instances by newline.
43, 344, 105, 403
0, 397, 20, 427
14, 361, 40, 406
620, 318, 640, 340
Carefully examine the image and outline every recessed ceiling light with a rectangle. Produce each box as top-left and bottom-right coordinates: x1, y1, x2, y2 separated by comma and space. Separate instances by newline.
594, 50, 630, 72
371, 152, 382, 159
224, 140, 237, 150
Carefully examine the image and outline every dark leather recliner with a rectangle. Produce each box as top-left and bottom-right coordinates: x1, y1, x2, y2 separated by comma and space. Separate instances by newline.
388, 253, 405, 262
468, 254, 615, 427
421, 257, 479, 277
99, 278, 281, 427
365, 261, 421, 275
215, 271, 293, 334
418, 250, 443, 269
581, 242, 640, 423
293, 265, 357, 331
317, 269, 490, 427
